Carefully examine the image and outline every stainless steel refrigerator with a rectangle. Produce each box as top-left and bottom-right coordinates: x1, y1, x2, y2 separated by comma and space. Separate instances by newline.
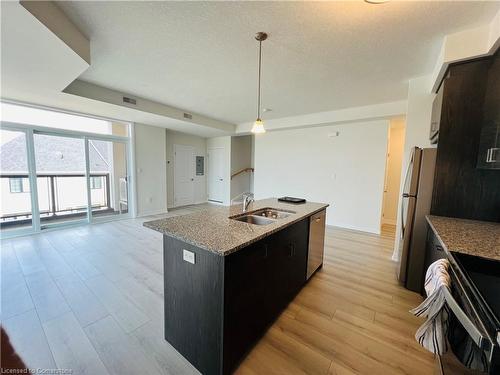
397, 147, 437, 293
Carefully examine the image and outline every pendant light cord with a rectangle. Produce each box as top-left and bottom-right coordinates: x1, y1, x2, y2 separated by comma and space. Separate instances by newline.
257, 39, 262, 120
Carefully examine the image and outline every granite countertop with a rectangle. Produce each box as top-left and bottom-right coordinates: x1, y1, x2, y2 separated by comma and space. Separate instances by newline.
426, 215, 500, 262
144, 198, 329, 256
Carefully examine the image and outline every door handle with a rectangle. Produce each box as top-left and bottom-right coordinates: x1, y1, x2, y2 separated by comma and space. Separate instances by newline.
219, 178, 223, 181
190, 178, 194, 181
287, 243, 295, 257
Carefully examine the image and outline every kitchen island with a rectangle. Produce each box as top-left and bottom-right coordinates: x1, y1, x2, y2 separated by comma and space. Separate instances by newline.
144, 198, 328, 375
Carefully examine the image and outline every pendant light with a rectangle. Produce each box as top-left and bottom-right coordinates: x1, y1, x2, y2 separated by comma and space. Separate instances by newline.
251, 32, 268, 134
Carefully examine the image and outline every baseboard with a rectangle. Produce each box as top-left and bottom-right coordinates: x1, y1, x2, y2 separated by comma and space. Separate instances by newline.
328, 222, 381, 235
208, 199, 224, 205
137, 209, 168, 218
169, 201, 208, 210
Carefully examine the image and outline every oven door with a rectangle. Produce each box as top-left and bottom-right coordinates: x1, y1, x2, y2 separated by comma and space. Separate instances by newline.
438, 263, 495, 374
437, 346, 484, 375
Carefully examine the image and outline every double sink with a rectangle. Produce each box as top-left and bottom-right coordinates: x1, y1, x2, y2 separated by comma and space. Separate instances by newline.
231, 207, 295, 226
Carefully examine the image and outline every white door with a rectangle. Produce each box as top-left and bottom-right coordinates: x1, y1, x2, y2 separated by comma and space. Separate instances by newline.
208, 147, 224, 203
174, 144, 195, 207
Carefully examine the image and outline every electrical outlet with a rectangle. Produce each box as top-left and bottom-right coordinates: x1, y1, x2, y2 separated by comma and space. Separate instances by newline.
183, 249, 195, 264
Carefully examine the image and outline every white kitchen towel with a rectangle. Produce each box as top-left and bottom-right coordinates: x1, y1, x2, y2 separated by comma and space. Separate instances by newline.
410, 258, 451, 355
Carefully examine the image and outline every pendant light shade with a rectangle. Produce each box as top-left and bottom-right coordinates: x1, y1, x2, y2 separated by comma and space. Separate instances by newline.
251, 119, 266, 134
251, 32, 268, 134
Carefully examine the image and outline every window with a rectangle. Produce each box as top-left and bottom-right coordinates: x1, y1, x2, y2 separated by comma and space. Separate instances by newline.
1, 102, 129, 136
9, 178, 30, 193
90, 176, 102, 189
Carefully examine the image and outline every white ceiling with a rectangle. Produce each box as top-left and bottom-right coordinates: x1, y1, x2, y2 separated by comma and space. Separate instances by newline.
0, 1, 232, 138
56, 1, 500, 125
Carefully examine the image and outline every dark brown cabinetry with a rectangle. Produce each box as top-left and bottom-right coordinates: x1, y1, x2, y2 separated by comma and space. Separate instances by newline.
224, 219, 308, 374
477, 54, 500, 169
430, 80, 444, 144
430, 55, 500, 222
163, 218, 311, 375
423, 228, 446, 293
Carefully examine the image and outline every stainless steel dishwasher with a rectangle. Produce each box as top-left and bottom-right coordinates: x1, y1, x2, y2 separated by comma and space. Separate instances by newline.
307, 209, 326, 279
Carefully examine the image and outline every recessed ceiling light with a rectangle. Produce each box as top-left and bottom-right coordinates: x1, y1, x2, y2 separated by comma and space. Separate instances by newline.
365, 0, 388, 3
263, 108, 272, 113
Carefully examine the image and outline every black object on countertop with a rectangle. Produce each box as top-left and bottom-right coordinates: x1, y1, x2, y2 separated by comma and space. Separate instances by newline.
278, 196, 306, 204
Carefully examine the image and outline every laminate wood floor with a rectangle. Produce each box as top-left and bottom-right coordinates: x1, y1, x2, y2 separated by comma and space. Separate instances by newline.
1, 205, 433, 375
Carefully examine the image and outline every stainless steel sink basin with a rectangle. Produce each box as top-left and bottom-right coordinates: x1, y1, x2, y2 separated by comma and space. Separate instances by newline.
232, 215, 275, 225
250, 207, 295, 219
230, 207, 295, 225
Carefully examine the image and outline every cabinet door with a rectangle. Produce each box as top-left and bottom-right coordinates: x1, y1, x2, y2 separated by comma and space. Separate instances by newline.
223, 219, 309, 374
223, 241, 271, 374
268, 219, 309, 309
283, 219, 309, 297
430, 82, 444, 144
477, 54, 500, 169
423, 228, 446, 294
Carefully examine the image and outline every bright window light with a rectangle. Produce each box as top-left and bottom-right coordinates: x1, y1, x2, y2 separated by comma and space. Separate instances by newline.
0, 102, 128, 136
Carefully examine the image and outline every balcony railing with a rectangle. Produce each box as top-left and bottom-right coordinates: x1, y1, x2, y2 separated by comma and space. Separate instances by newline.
0, 173, 114, 229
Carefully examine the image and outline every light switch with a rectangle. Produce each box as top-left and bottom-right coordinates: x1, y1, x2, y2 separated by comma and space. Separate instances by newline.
183, 249, 195, 264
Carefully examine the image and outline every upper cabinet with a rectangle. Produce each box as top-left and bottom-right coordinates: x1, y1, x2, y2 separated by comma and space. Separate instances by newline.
430, 54, 500, 222
477, 53, 500, 170
429, 80, 444, 145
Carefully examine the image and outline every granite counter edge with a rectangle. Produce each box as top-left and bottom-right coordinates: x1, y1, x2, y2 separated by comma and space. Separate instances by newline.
143, 205, 329, 256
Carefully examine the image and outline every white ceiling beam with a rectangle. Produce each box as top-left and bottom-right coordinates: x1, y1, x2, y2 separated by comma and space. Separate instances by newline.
20, 0, 90, 64
63, 80, 235, 133
236, 100, 407, 134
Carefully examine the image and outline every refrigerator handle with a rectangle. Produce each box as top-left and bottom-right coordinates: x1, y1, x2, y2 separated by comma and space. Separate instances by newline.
400, 150, 415, 237
400, 198, 406, 237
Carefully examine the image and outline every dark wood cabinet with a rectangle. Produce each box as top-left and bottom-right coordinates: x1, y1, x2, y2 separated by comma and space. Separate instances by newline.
223, 219, 309, 374
429, 80, 444, 144
163, 218, 311, 375
422, 226, 447, 294
430, 54, 500, 222
477, 53, 500, 169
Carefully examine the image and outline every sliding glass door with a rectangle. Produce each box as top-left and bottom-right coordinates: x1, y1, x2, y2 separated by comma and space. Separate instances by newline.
0, 129, 35, 234
0, 119, 132, 238
33, 133, 88, 228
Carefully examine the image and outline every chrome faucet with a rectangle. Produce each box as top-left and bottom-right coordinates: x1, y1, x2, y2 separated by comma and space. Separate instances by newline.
243, 195, 254, 212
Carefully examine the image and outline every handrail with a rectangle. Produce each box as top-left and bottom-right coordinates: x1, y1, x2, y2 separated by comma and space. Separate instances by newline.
230, 167, 254, 180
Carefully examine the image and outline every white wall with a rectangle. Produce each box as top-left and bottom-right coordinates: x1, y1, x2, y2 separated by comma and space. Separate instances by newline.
381, 119, 405, 225
254, 120, 389, 233
207, 136, 231, 205
134, 123, 167, 216
230, 135, 253, 200
166, 130, 207, 208
430, 9, 500, 92
236, 100, 406, 133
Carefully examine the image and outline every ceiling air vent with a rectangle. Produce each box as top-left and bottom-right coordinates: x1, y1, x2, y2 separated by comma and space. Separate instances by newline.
183, 113, 193, 120
122, 96, 137, 105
